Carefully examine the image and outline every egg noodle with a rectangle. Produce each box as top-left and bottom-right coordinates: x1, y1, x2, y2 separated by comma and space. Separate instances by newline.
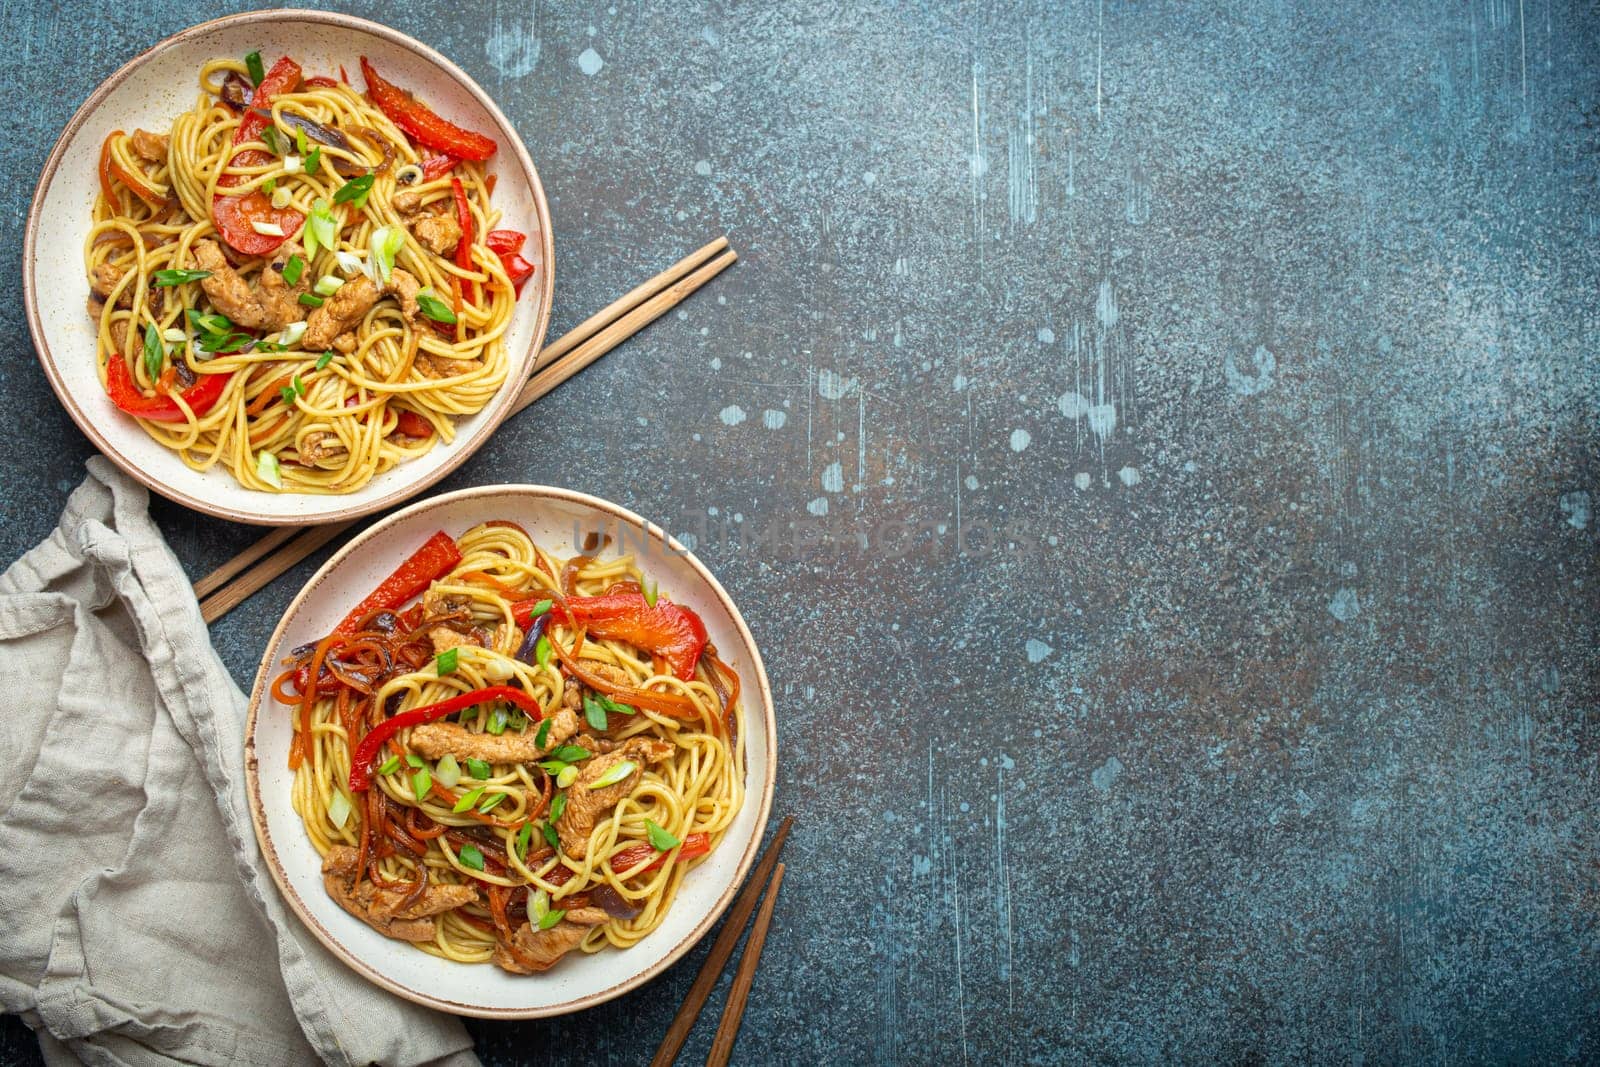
86, 54, 528, 494
275, 521, 745, 971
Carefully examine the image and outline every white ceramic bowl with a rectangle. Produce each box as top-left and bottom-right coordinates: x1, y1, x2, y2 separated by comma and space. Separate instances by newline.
244, 485, 776, 1017
24, 11, 555, 526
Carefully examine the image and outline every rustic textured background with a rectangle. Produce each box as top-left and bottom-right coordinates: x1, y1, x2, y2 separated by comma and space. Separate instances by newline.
3, 1, 1598, 1063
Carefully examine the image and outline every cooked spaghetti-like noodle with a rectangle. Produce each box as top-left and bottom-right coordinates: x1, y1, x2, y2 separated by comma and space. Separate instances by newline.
86, 54, 533, 494
276, 522, 745, 971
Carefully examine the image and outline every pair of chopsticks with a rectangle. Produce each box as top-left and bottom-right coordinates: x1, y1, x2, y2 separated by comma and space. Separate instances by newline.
653, 816, 793, 1067
194, 237, 737, 623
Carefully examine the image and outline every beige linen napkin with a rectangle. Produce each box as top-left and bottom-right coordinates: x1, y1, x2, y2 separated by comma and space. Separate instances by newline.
0, 459, 480, 1067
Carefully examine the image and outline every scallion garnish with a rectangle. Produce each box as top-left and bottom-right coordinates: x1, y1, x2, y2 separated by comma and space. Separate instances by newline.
245, 50, 265, 86
436, 647, 459, 675
452, 786, 486, 814
465, 757, 492, 780
281, 254, 305, 286
583, 695, 608, 732
327, 791, 353, 829
541, 822, 559, 849
531, 888, 550, 923
533, 718, 552, 749
262, 177, 276, 195
333, 172, 376, 209
315, 351, 334, 370
645, 819, 681, 851
458, 844, 484, 871
539, 908, 566, 931
537, 760, 567, 775
435, 753, 461, 787
552, 745, 590, 763
478, 792, 507, 814
405, 754, 424, 768
261, 126, 282, 155
643, 578, 659, 607
486, 706, 509, 735
555, 765, 578, 789
598, 694, 637, 717
298, 293, 324, 308
377, 755, 400, 775
313, 274, 344, 297
142, 323, 163, 381
417, 289, 457, 324
154, 268, 212, 286
535, 636, 552, 670
514, 822, 533, 859
256, 450, 282, 488
295, 125, 308, 156
411, 768, 432, 801
304, 198, 338, 261
590, 760, 637, 789
305, 146, 321, 176
549, 792, 567, 822
370, 225, 405, 284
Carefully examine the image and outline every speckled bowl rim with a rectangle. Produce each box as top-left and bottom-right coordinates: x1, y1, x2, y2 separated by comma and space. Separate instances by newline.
243, 483, 778, 1018
22, 9, 556, 527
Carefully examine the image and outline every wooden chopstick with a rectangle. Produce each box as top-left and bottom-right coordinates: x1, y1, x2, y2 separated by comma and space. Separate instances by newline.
651, 816, 793, 1067
705, 862, 786, 1067
192, 237, 736, 624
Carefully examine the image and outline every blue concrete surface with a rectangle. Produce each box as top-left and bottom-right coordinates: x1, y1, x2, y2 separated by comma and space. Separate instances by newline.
2, 1, 1597, 1063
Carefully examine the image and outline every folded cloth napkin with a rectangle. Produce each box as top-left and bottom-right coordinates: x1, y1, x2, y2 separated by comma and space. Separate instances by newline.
0, 460, 480, 1067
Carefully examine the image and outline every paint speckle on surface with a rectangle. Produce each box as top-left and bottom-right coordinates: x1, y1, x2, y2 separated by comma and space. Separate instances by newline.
1025, 638, 1053, 663
862, 171, 876, 186
718, 404, 746, 426
1117, 465, 1141, 486
1010, 428, 1031, 452
964, 474, 979, 491
1074, 472, 1092, 490
1091, 756, 1124, 792
821, 462, 844, 493
1225, 345, 1277, 396
577, 47, 604, 75
806, 497, 829, 516
1329, 588, 1361, 622
694, 159, 712, 176
1059, 391, 1088, 418
761, 408, 787, 430
1037, 326, 1055, 344
486, 18, 542, 78
953, 373, 968, 392
818, 368, 858, 400
1559, 490, 1591, 530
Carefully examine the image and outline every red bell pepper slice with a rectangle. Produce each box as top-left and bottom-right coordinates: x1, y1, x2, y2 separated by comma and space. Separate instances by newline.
518, 590, 708, 682
105, 353, 233, 422
484, 230, 535, 295
360, 57, 497, 161
450, 176, 477, 307
212, 56, 305, 256
97, 131, 169, 209
348, 686, 544, 791
610, 832, 712, 876
302, 75, 340, 89
333, 530, 462, 635
420, 153, 460, 181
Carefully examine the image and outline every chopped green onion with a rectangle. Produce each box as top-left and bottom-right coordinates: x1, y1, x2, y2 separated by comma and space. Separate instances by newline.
262, 177, 277, 195
583, 695, 608, 732
281, 254, 305, 286
643, 577, 659, 608
526, 599, 553, 618
163, 327, 187, 344
552, 745, 590, 763
278, 321, 307, 347
405, 754, 424, 768
465, 758, 492, 780
531, 888, 550, 923
245, 50, 265, 86
261, 126, 282, 155
646, 819, 681, 851
327, 791, 352, 829
251, 220, 286, 237
411, 768, 432, 801
279, 383, 297, 405
305, 198, 338, 261
314, 274, 344, 297
142, 323, 163, 381
590, 760, 637, 789
514, 822, 533, 859
478, 792, 507, 814
435, 753, 461, 787
369, 225, 405, 284
186, 309, 231, 335
537, 760, 567, 775
305, 146, 321, 176
298, 293, 324, 308
377, 755, 400, 775
556, 765, 578, 789
458, 843, 484, 871
535, 636, 552, 670
541, 822, 559, 850
335, 250, 367, 277
539, 908, 566, 930
295, 125, 308, 156
486, 706, 509, 735
506, 711, 529, 733
153, 268, 211, 286
549, 792, 568, 822
436, 647, 459, 675
271, 183, 292, 209
452, 786, 486, 813
534, 718, 553, 749
416, 289, 457, 324
256, 451, 282, 488
599, 694, 637, 717
334, 172, 376, 209
315, 351, 335, 370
